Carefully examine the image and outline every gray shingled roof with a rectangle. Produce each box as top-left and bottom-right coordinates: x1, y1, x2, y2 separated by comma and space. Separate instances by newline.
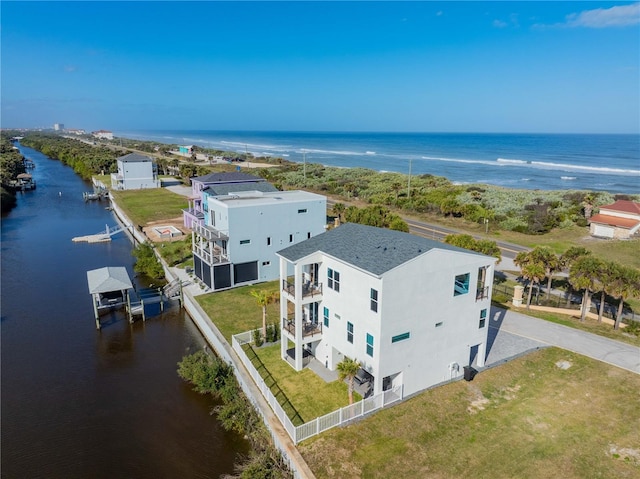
277, 223, 487, 276
194, 172, 264, 183
117, 153, 154, 162
204, 182, 278, 196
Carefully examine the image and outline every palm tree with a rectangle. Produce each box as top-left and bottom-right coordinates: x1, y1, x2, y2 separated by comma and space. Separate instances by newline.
608, 266, 640, 330
514, 250, 545, 309
569, 256, 603, 322
332, 202, 346, 223
595, 261, 616, 323
530, 246, 561, 300
560, 247, 591, 307
337, 357, 361, 405
250, 289, 277, 339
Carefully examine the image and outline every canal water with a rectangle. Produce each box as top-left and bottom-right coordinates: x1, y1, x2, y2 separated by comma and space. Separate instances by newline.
1, 145, 249, 478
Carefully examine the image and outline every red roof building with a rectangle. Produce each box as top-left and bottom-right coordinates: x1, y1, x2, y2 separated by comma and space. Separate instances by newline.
588, 200, 640, 239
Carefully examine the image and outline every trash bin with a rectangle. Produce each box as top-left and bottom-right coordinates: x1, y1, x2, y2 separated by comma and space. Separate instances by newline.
463, 366, 477, 381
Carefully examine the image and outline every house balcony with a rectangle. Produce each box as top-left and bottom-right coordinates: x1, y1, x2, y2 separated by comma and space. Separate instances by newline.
183, 208, 205, 227
194, 222, 229, 241
282, 317, 323, 340
476, 285, 490, 301
193, 244, 230, 265
282, 279, 323, 299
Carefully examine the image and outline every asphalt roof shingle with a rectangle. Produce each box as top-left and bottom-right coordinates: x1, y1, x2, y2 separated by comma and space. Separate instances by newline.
193, 172, 265, 183
277, 222, 486, 276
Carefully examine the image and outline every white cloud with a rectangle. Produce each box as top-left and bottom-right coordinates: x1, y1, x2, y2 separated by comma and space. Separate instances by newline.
565, 2, 640, 28
64, 65, 77, 72
493, 19, 508, 28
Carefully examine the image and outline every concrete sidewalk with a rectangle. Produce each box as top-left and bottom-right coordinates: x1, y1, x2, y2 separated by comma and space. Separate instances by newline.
489, 306, 640, 374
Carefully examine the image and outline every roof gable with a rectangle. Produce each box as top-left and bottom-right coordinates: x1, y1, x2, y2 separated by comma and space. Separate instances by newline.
277, 223, 489, 276
117, 153, 154, 162
193, 172, 265, 184
600, 200, 640, 216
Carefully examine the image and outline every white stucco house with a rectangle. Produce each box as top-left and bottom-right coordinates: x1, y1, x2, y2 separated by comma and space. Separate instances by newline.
192, 190, 327, 291
110, 153, 160, 190
92, 130, 114, 140
276, 222, 496, 398
588, 200, 640, 239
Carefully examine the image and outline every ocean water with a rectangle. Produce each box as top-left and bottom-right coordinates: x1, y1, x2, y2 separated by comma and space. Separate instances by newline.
115, 130, 640, 194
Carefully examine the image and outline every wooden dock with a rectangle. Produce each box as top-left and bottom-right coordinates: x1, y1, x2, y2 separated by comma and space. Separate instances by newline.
73, 224, 125, 243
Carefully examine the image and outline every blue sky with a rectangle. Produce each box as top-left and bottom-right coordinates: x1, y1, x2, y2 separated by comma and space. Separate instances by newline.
2, 1, 639, 133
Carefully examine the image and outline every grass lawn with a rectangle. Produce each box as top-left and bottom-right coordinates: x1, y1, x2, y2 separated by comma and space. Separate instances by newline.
250, 343, 359, 424
196, 281, 281, 341
300, 348, 640, 479
110, 188, 188, 226
197, 282, 360, 424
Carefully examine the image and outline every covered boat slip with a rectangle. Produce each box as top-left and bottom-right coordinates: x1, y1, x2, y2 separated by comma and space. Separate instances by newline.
87, 267, 183, 329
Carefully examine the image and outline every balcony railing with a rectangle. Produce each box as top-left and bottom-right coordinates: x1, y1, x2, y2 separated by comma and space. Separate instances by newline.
283, 318, 322, 339
476, 285, 490, 301
193, 244, 229, 265
194, 222, 229, 241
282, 280, 323, 299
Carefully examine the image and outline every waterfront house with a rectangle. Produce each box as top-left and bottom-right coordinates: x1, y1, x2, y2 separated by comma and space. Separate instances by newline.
183, 172, 277, 229
588, 200, 640, 239
92, 130, 114, 140
276, 222, 496, 397
110, 153, 160, 190
192, 189, 326, 291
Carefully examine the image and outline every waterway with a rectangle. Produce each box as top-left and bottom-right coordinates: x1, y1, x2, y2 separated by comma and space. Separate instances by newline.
1, 145, 249, 478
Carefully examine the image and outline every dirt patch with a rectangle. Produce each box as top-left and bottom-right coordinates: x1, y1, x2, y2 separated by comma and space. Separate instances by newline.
142, 216, 187, 243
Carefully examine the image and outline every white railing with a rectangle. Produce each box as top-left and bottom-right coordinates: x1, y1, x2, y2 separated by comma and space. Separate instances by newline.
232, 330, 404, 444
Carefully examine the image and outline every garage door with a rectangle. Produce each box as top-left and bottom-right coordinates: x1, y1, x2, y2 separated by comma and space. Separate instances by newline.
593, 224, 614, 238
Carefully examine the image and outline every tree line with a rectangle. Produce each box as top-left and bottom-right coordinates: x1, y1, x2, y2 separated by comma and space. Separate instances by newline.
0, 132, 27, 212
514, 246, 639, 330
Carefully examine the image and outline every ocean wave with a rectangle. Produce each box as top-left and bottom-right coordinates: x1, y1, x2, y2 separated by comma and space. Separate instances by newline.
497, 158, 640, 175
421, 156, 497, 166
561, 176, 577, 180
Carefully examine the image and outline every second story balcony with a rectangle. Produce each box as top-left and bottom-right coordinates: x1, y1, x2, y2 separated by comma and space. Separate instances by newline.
193, 243, 230, 265
282, 317, 322, 340
282, 279, 323, 299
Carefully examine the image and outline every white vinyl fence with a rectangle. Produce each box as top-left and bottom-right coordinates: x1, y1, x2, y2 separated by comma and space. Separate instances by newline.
232, 331, 403, 444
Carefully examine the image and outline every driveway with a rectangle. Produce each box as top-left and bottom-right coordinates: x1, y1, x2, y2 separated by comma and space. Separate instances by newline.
487, 306, 640, 374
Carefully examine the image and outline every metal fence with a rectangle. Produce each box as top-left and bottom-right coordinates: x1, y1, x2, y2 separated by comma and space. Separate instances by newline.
232, 331, 404, 444
492, 281, 637, 323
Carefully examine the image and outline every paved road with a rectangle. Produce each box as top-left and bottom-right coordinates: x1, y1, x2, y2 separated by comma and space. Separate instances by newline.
325, 197, 529, 261
488, 306, 640, 374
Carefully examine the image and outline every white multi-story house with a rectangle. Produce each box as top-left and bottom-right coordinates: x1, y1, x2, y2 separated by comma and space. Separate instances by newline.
92, 130, 114, 140
183, 172, 277, 229
110, 153, 160, 190
192, 190, 327, 291
276, 222, 496, 397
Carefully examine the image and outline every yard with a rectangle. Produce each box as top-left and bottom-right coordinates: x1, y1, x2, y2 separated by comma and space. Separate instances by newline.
299, 347, 640, 479
110, 188, 188, 226
196, 282, 358, 424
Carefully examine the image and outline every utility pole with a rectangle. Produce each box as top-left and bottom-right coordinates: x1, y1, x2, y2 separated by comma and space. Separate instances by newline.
407, 158, 412, 199
303, 150, 307, 183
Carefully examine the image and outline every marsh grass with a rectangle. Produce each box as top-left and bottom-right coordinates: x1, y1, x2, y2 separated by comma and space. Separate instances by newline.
300, 348, 640, 479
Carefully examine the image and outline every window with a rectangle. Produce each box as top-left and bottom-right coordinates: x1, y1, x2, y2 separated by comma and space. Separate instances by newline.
210, 211, 215, 226
370, 288, 378, 312
347, 321, 353, 343
307, 232, 312, 239
289, 234, 294, 243
267, 237, 271, 246
435, 322, 443, 328
328, 268, 340, 292
240, 239, 251, 245
454, 273, 470, 296
366, 333, 374, 357
479, 309, 487, 328
391, 332, 410, 343
298, 208, 307, 214
323, 307, 329, 327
